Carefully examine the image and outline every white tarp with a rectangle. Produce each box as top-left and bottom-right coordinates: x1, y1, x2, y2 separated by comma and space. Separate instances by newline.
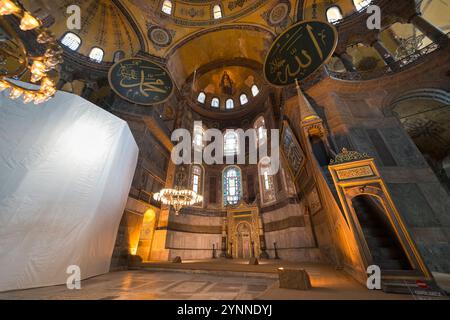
0, 87, 138, 292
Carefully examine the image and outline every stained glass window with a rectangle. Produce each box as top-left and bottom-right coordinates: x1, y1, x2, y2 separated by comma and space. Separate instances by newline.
223, 166, 241, 206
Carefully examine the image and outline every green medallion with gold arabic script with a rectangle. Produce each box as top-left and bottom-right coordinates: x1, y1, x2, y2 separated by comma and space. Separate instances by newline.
264, 20, 338, 86
109, 58, 174, 105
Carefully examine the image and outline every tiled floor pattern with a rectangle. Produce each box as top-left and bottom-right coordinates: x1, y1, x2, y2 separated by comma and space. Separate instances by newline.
1, 260, 448, 300
0, 271, 276, 300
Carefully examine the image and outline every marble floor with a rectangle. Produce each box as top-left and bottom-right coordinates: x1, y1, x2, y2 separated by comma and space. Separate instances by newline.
0, 271, 276, 300
0, 260, 448, 300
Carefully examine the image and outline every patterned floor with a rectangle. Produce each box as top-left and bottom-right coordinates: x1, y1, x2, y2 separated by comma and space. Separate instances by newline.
0, 271, 277, 300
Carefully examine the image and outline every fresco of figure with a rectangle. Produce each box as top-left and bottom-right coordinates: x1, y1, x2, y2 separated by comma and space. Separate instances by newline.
220, 71, 234, 95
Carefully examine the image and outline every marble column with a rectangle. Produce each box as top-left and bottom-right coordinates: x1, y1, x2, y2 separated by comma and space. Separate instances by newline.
372, 40, 398, 69
410, 14, 447, 44
81, 81, 97, 100
56, 71, 73, 90
336, 52, 357, 72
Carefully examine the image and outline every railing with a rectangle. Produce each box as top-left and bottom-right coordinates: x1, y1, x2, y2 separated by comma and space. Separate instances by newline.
61, 46, 113, 74
327, 36, 448, 81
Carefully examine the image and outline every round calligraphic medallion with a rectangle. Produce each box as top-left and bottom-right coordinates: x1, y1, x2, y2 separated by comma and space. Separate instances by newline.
148, 26, 172, 47
108, 58, 174, 105
264, 20, 338, 86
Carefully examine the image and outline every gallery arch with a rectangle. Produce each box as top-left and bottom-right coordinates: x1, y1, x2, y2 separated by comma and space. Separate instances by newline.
390, 89, 450, 193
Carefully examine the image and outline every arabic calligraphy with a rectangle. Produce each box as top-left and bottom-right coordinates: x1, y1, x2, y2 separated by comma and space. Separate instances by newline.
281, 121, 305, 178
264, 20, 338, 86
109, 58, 174, 105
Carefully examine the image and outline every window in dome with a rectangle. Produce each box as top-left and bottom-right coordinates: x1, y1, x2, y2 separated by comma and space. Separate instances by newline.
223, 166, 242, 206
61, 32, 81, 51
213, 5, 222, 19
197, 92, 206, 104
353, 0, 372, 11
211, 97, 220, 108
89, 47, 104, 63
326, 6, 343, 24
113, 50, 125, 62
224, 131, 239, 156
240, 94, 248, 105
162, 0, 173, 15
251, 84, 260, 97
226, 99, 234, 110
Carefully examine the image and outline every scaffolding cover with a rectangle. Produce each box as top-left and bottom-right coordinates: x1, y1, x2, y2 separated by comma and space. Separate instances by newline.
0, 87, 138, 292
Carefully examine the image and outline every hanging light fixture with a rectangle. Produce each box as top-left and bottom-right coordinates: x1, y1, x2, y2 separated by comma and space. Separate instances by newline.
153, 167, 203, 215
0, 0, 63, 104
0, 0, 20, 15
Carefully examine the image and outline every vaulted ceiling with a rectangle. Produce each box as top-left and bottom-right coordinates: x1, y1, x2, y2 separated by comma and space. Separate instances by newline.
19, 0, 449, 100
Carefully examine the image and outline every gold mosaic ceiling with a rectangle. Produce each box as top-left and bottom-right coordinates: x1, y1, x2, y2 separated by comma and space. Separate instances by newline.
21, 0, 365, 63
19, 0, 449, 96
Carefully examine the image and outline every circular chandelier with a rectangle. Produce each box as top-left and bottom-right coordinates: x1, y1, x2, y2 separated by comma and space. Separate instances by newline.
0, 0, 63, 104
153, 167, 203, 215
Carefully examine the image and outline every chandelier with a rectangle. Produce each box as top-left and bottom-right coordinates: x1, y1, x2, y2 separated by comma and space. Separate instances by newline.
153, 167, 203, 215
0, 0, 63, 104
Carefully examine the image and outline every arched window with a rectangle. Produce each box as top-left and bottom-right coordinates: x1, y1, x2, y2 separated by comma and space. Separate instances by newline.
197, 92, 206, 104
224, 131, 239, 156
226, 99, 234, 110
353, 0, 372, 11
259, 157, 276, 204
213, 5, 222, 19
251, 84, 260, 97
162, 0, 173, 15
193, 123, 205, 150
240, 94, 248, 105
113, 50, 125, 62
191, 165, 203, 195
254, 116, 267, 145
223, 166, 242, 206
89, 47, 104, 63
211, 97, 220, 108
326, 6, 343, 24
61, 32, 81, 51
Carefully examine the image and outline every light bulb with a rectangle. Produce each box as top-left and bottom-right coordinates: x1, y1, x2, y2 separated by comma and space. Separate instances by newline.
33, 93, 46, 104
22, 91, 35, 104
0, 0, 20, 15
0, 80, 10, 92
31, 60, 47, 74
20, 12, 41, 31
9, 87, 23, 99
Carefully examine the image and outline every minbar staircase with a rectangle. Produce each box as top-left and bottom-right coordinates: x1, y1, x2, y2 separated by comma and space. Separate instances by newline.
352, 196, 412, 272
353, 197, 446, 296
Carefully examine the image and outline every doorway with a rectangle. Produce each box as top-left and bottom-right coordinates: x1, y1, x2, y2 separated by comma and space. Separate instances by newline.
236, 222, 252, 259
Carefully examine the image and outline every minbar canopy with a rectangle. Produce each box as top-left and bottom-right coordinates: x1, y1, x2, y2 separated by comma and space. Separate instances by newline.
0, 87, 138, 292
